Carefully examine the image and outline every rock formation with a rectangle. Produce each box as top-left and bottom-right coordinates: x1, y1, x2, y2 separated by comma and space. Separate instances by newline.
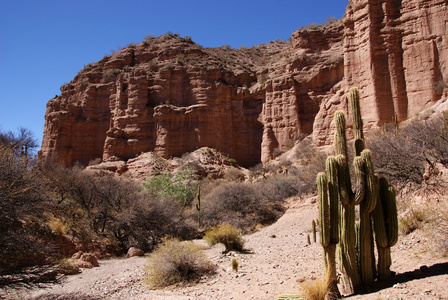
40, 0, 448, 168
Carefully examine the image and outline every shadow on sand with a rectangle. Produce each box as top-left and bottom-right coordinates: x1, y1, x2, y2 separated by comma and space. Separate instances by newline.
353, 262, 448, 296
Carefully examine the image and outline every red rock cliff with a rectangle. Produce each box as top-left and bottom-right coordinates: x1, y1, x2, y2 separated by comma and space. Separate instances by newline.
40, 0, 447, 167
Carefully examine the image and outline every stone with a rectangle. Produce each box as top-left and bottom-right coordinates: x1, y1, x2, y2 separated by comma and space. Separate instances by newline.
80, 253, 99, 267
126, 247, 144, 258
39, 0, 448, 169
71, 251, 84, 260
75, 260, 93, 269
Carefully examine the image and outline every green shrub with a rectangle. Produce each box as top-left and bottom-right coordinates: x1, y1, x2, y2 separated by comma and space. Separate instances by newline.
144, 238, 216, 289
203, 223, 245, 252
142, 169, 198, 206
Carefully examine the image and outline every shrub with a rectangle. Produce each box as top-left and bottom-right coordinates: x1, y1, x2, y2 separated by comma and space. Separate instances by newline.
0, 143, 54, 273
41, 162, 199, 254
203, 223, 245, 252
201, 174, 295, 230
399, 206, 427, 235
144, 238, 216, 288
143, 169, 198, 206
367, 111, 448, 191
298, 271, 334, 300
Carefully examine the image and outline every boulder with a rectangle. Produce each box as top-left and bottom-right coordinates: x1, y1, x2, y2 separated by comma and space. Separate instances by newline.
126, 247, 144, 258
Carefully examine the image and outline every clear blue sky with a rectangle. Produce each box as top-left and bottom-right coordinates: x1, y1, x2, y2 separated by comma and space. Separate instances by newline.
0, 0, 348, 146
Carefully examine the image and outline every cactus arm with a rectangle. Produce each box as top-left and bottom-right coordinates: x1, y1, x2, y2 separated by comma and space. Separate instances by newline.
385, 185, 398, 247
372, 177, 389, 249
317, 172, 330, 247
336, 155, 350, 206
359, 211, 375, 284
349, 87, 364, 141
360, 150, 378, 213
352, 156, 365, 205
334, 110, 348, 158
326, 156, 340, 244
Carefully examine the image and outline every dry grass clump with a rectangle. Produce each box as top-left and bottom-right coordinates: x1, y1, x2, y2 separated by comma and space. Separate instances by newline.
203, 223, 245, 252
398, 196, 448, 257
398, 205, 427, 235
298, 271, 334, 300
144, 238, 216, 289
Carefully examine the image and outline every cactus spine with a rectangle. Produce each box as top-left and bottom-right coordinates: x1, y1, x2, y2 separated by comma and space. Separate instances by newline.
316, 87, 398, 295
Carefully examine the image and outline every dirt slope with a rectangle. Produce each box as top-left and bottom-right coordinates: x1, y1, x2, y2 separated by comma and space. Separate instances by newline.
11, 197, 448, 300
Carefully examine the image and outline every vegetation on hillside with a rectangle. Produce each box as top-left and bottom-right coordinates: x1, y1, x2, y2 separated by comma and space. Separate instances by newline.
1, 109, 447, 290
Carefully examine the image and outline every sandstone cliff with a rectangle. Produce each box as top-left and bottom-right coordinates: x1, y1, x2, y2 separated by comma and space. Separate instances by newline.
40, 0, 448, 168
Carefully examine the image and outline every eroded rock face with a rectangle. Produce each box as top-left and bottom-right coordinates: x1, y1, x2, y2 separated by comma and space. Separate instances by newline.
344, 0, 448, 128
40, 0, 448, 167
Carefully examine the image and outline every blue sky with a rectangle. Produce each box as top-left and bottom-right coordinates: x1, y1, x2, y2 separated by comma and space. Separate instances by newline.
0, 0, 348, 145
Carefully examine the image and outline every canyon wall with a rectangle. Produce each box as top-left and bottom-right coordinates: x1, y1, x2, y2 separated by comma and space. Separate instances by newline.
40, 0, 447, 167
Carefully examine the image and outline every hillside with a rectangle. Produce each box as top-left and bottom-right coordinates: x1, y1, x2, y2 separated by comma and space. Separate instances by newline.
39, 0, 448, 170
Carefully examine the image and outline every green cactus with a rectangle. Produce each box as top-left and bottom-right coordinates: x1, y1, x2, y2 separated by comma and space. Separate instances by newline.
316, 87, 399, 295
372, 177, 398, 280
317, 172, 340, 297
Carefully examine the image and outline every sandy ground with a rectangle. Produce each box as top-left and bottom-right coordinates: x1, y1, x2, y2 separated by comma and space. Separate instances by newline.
6, 197, 448, 300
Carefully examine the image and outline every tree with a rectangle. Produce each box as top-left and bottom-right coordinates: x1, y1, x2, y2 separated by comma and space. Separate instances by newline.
0, 127, 39, 156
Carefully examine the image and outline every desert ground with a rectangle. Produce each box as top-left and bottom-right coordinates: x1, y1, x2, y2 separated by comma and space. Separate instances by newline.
6, 196, 446, 300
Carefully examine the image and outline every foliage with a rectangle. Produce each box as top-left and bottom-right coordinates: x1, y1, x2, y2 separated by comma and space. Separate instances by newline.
398, 206, 426, 235
41, 162, 199, 253
144, 238, 216, 289
143, 169, 199, 206
231, 258, 239, 272
298, 271, 334, 300
0, 142, 54, 273
368, 111, 448, 190
203, 223, 245, 252
201, 180, 284, 230
0, 127, 39, 156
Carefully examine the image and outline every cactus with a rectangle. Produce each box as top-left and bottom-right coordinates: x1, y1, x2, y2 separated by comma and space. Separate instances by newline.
196, 186, 201, 226
317, 172, 340, 298
316, 87, 399, 295
312, 219, 317, 243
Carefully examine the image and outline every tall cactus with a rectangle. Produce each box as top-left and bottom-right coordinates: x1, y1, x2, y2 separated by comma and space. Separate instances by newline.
316, 87, 398, 295
317, 172, 340, 298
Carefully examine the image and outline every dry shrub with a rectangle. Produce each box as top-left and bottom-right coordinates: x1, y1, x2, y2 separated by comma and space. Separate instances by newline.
203, 223, 245, 252
41, 162, 200, 255
299, 271, 334, 300
201, 181, 284, 230
398, 197, 448, 257
368, 112, 448, 191
144, 238, 216, 289
399, 206, 427, 235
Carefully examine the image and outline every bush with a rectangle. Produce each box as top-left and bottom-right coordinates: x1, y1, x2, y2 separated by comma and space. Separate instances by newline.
298, 271, 333, 300
0, 144, 54, 273
367, 112, 448, 190
144, 238, 216, 288
399, 206, 427, 235
203, 223, 245, 252
41, 162, 200, 254
143, 169, 199, 206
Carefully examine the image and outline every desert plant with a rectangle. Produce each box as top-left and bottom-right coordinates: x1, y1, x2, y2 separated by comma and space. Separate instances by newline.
316, 87, 398, 295
203, 223, 245, 252
368, 110, 448, 191
299, 270, 335, 300
144, 238, 216, 289
143, 168, 199, 206
231, 258, 239, 272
